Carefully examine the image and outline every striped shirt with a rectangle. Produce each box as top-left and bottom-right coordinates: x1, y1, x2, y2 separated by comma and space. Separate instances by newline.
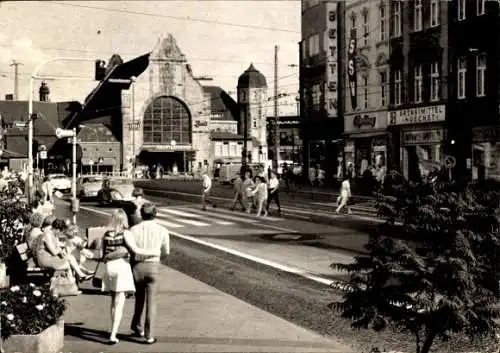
130, 220, 170, 263
102, 230, 126, 256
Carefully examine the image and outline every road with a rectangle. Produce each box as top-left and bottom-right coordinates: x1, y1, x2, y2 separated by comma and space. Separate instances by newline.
62, 195, 489, 353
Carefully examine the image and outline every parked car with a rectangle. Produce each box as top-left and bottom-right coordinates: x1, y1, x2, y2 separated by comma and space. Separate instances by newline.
97, 177, 135, 205
77, 175, 104, 199
47, 173, 71, 192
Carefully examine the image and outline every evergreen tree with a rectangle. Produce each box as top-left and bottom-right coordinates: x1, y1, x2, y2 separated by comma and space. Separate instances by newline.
331, 173, 500, 353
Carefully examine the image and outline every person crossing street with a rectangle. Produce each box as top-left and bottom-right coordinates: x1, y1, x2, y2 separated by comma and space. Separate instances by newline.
201, 172, 216, 211
266, 171, 281, 217
230, 174, 246, 211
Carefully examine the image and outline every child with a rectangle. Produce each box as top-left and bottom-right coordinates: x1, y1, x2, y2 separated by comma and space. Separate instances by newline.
251, 176, 268, 217
63, 224, 94, 275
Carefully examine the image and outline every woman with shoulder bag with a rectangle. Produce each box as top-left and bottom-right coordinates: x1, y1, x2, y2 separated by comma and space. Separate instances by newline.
99, 209, 160, 345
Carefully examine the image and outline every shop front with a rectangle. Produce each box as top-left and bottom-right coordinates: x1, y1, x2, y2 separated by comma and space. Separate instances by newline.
343, 111, 388, 181
388, 105, 446, 181
472, 126, 500, 181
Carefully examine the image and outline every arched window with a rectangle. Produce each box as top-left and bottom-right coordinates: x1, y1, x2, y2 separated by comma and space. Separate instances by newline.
143, 96, 192, 144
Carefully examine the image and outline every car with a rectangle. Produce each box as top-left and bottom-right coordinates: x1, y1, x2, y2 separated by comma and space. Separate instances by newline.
97, 177, 136, 205
77, 175, 104, 199
47, 173, 71, 192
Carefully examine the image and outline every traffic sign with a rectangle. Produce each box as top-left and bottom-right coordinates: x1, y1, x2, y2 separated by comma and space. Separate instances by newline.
444, 155, 456, 169
56, 128, 74, 139
39, 151, 47, 160
89, 160, 94, 165
98, 157, 104, 164
14, 121, 27, 128
67, 137, 81, 144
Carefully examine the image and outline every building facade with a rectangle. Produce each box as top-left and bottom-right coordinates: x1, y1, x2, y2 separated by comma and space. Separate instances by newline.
388, 0, 500, 181
343, 0, 390, 180
299, 0, 346, 179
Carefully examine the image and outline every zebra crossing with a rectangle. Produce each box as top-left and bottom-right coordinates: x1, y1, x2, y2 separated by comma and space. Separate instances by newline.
86, 204, 284, 230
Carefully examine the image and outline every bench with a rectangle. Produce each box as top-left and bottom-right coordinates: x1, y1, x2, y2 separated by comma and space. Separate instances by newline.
15, 242, 54, 285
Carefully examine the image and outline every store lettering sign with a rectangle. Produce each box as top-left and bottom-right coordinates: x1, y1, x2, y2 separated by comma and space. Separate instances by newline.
472, 126, 498, 142
194, 120, 208, 128
402, 128, 444, 145
347, 28, 357, 110
325, 2, 338, 117
388, 105, 446, 126
353, 114, 376, 128
142, 144, 193, 151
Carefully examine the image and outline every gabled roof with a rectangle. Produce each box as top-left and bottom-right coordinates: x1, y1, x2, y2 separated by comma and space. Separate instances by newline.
203, 86, 238, 121
0, 101, 59, 135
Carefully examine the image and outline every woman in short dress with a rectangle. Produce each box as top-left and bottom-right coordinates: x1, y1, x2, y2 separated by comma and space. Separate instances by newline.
101, 209, 160, 344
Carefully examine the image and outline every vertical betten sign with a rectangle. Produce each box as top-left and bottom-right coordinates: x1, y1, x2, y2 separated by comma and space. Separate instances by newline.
325, 1, 338, 117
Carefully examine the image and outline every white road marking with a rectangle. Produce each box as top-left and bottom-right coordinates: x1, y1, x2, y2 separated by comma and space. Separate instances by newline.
214, 220, 234, 225
80, 205, 339, 288
154, 217, 184, 229
158, 208, 203, 218
174, 218, 210, 227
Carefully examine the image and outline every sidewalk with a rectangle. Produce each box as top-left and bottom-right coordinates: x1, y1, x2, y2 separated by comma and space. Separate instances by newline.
63, 266, 353, 353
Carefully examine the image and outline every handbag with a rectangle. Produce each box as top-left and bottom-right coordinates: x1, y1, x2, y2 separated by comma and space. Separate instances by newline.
92, 260, 105, 288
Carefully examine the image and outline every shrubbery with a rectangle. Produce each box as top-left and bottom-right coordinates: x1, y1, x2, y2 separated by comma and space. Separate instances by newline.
332, 174, 500, 353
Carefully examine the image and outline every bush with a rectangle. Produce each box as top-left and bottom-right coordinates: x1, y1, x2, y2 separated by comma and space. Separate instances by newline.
0, 283, 66, 339
331, 175, 500, 353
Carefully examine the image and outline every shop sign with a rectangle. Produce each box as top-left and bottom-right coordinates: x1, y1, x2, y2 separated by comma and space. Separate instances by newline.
472, 126, 498, 142
344, 140, 355, 152
388, 105, 445, 126
353, 114, 376, 129
347, 28, 357, 110
402, 128, 444, 145
142, 144, 193, 151
324, 1, 339, 117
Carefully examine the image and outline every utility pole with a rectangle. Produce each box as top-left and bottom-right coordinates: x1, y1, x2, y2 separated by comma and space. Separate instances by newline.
10, 60, 23, 100
274, 45, 279, 171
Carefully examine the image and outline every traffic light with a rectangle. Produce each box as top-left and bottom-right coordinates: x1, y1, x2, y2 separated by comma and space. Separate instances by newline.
95, 59, 106, 81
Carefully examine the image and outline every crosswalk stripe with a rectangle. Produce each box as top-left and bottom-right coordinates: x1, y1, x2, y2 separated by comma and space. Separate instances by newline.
178, 207, 259, 224
214, 220, 234, 225
156, 218, 184, 229
211, 207, 284, 222
174, 218, 210, 227
157, 208, 203, 218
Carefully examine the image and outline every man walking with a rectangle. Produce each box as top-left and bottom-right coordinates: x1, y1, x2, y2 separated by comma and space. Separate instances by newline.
201, 172, 215, 210
266, 171, 281, 216
230, 173, 245, 211
128, 203, 170, 344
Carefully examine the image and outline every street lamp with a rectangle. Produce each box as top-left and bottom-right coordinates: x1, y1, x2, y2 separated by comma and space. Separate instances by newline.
28, 57, 96, 203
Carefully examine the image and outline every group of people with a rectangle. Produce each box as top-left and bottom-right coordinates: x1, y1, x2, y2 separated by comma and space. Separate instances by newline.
226, 169, 282, 217
24, 185, 170, 345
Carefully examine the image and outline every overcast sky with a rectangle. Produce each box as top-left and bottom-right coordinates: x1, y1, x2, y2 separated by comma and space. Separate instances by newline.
0, 0, 301, 115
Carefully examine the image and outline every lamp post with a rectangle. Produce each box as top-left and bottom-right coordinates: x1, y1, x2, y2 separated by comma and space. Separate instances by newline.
28, 57, 95, 203
130, 76, 136, 179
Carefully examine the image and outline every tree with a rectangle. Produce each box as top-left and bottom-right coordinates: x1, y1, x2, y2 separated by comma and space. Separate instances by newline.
331, 173, 500, 353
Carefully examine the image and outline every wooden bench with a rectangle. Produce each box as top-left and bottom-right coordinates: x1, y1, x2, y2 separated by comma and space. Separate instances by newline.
15, 242, 54, 285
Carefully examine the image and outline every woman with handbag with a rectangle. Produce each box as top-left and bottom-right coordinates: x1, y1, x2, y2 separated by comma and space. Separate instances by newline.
98, 209, 160, 345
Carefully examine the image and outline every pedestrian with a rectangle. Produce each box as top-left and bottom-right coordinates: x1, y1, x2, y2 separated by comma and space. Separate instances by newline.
241, 171, 255, 213
41, 176, 54, 203
230, 173, 245, 211
201, 172, 215, 210
335, 175, 352, 215
266, 171, 281, 216
251, 176, 268, 217
100, 209, 159, 345
124, 188, 146, 227
129, 203, 170, 345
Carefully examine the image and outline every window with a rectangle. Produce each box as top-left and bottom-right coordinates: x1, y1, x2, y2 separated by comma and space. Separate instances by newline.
394, 69, 402, 105
301, 40, 307, 59
414, 65, 423, 103
393, 1, 402, 37
380, 5, 387, 41
476, 53, 486, 97
457, 57, 467, 99
430, 62, 440, 101
477, 0, 486, 15
311, 84, 321, 110
458, 0, 466, 20
143, 96, 192, 144
351, 14, 356, 29
414, 0, 423, 31
431, 0, 439, 27
362, 11, 369, 47
308, 34, 320, 56
222, 142, 229, 157
216, 142, 223, 156
363, 77, 369, 109
380, 70, 387, 106
230, 143, 237, 156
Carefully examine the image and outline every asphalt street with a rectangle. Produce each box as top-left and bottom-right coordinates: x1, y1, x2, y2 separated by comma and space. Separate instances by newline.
57, 195, 492, 353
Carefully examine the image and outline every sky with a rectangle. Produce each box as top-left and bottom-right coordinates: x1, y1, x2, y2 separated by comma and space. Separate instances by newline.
0, 0, 301, 115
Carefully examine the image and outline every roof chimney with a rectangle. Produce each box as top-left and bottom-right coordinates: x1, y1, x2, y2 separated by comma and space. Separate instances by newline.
39, 81, 50, 102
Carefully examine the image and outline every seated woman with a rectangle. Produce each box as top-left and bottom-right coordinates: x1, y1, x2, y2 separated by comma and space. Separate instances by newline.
35, 216, 92, 281
63, 224, 94, 275
26, 212, 44, 256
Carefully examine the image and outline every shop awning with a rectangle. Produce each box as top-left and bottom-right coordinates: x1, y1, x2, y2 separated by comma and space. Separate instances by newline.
66, 52, 151, 128
344, 131, 387, 139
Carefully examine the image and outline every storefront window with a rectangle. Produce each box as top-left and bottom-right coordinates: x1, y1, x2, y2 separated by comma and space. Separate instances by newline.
472, 142, 500, 181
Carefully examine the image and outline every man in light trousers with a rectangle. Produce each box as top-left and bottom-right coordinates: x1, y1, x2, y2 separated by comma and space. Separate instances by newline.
129, 203, 170, 344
